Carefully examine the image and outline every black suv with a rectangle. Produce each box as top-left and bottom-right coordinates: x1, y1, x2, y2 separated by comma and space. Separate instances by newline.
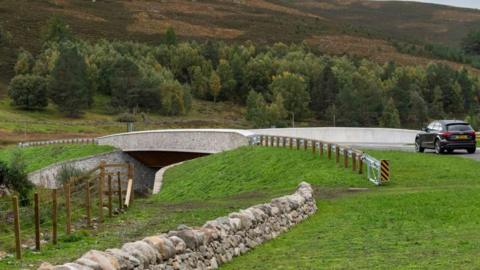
415, 120, 477, 154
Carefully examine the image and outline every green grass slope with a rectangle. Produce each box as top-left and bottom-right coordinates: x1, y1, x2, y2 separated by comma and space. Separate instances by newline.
0, 144, 116, 173
2, 147, 480, 269
222, 150, 480, 269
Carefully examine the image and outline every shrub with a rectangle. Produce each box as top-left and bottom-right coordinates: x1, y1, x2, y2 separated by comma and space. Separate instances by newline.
8, 74, 48, 110
116, 112, 138, 123
56, 164, 86, 184
0, 161, 7, 186
5, 150, 32, 206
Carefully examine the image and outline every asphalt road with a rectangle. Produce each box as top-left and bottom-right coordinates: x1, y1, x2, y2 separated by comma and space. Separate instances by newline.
351, 143, 480, 161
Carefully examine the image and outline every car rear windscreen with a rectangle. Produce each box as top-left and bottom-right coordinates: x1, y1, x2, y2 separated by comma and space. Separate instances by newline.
446, 124, 473, 132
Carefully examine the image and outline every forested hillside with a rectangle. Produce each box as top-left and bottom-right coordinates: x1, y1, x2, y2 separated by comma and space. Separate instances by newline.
1, 0, 480, 144
9, 18, 480, 130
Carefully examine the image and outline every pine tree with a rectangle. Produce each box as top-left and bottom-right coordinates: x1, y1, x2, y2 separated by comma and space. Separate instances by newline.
246, 90, 268, 128
49, 43, 91, 117
379, 98, 401, 128
41, 16, 74, 44
164, 27, 177, 46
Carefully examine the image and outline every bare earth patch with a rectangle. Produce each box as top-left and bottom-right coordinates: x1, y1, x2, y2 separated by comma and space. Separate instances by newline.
127, 11, 243, 39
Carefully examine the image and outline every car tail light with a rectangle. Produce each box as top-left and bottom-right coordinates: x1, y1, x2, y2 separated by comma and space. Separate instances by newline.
439, 132, 452, 138
469, 131, 476, 140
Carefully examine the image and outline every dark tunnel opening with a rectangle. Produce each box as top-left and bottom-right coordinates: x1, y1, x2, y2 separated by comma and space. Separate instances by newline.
125, 151, 210, 168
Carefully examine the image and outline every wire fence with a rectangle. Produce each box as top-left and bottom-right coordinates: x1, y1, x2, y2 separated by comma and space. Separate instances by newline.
0, 161, 135, 259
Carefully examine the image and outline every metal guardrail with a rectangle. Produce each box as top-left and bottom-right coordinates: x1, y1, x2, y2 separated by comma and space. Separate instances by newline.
18, 138, 98, 148
255, 135, 390, 186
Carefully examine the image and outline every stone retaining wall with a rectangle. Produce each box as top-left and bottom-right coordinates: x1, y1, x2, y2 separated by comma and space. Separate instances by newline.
29, 151, 156, 193
40, 182, 317, 270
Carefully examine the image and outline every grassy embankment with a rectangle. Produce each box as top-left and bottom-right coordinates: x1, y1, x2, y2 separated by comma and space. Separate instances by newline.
1, 146, 479, 269
0, 144, 116, 173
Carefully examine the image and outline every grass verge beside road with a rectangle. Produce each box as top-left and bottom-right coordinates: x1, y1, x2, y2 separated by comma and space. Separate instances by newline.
1, 147, 479, 269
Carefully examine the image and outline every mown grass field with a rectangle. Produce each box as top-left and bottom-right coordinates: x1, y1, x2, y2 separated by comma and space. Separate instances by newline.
1, 146, 479, 269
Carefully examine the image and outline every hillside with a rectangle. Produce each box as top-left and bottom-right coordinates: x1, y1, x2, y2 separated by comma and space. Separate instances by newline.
1, 0, 480, 143
2, 0, 480, 85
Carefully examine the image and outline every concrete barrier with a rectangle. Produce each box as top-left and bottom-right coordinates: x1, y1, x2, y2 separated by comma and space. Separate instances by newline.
252, 127, 419, 145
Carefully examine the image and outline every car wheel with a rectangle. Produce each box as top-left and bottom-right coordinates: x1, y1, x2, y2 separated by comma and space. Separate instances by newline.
415, 139, 424, 153
447, 149, 454, 154
467, 148, 476, 154
435, 140, 444, 154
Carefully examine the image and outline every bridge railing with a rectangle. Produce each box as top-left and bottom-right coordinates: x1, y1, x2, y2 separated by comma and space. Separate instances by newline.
18, 138, 98, 148
255, 135, 389, 186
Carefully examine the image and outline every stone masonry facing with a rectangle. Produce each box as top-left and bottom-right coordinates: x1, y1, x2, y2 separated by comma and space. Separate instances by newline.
40, 182, 317, 270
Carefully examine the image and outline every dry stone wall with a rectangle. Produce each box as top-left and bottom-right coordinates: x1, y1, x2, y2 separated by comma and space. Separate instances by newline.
40, 182, 317, 270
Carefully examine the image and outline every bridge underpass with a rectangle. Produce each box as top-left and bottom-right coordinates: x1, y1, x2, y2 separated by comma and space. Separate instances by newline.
126, 151, 209, 168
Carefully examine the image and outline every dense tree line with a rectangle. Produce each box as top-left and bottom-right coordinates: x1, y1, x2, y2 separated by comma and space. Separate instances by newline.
8, 17, 480, 128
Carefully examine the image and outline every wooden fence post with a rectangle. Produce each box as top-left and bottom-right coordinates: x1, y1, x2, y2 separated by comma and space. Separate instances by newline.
52, 189, 57, 245
65, 181, 72, 235
260, 136, 264, 146
319, 142, 324, 157
98, 161, 105, 223
335, 145, 340, 164
312, 141, 316, 155
34, 192, 40, 251
289, 138, 293, 149
85, 178, 91, 227
343, 149, 349, 168
359, 157, 364, 174
12, 196, 21, 260
282, 137, 286, 147
296, 139, 300, 150
117, 171, 123, 210
127, 163, 134, 203
124, 179, 133, 208
352, 152, 357, 171
327, 144, 332, 159
108, 175, 113, 218
304, 140, 308, 151
270, 136, 274, 147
